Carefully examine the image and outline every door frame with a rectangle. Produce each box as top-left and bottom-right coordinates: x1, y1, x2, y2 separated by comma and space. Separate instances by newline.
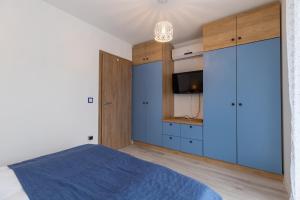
98, 51, 103, 145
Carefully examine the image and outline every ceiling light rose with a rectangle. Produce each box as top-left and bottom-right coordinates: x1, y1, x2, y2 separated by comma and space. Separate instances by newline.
154, 21, 173, 43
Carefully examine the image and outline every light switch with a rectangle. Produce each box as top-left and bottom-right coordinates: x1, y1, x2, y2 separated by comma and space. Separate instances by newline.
88, 97, 94, 104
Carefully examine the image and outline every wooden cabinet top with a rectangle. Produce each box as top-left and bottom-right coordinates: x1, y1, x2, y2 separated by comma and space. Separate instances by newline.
163, 117, 203, 126
202, 2, 281, 51
132, 40, 172, 65
236, 2, 281, 45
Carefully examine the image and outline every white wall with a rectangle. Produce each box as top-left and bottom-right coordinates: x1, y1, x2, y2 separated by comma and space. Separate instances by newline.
280, 0, 292, 195
0, 0, 132, 166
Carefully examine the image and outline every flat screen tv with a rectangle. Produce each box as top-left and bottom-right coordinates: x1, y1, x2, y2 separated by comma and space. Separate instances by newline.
173, 70, 203, 94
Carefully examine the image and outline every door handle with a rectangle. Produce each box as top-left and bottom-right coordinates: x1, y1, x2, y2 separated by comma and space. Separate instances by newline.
238, 103, 243, 106
184, 52, 193, 55
103, 102, 112, 106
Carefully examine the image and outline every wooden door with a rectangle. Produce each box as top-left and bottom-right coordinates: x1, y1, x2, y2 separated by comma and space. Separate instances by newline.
203, 47, 237, 164
202, 16, 237, 52
236, 2, 280, 45
100, 52, 132, 149
237, 38, 282, 174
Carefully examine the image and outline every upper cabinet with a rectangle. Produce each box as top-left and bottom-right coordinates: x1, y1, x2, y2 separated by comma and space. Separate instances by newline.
132, 43, 147, 65
133, 41, 163, 65
132, 40, 174, 119
236, 3, 281, 45
203, 2, 281, 52
202, 16, 237, 52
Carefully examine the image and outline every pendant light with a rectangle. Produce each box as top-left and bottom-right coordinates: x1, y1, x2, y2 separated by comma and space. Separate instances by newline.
154, 21, 173, 43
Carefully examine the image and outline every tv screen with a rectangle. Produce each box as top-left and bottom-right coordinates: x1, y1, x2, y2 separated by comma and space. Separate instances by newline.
173, 70, 203, 94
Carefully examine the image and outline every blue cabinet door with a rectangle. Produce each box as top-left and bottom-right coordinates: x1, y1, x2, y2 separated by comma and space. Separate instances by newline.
162, 135, 180, 151
181, 125, 203, 140
237, 38, 282, 174
132, 65, 147, 142
181, 138, 203, 156
145, 62, 163, 146
203, 47, 237, 163
163, 122, 181, 137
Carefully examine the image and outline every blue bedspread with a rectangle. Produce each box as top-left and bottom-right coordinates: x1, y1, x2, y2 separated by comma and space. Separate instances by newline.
10, 144, 221, 200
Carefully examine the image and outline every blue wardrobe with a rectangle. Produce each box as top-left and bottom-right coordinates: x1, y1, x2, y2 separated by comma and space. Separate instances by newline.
204, 38, 282, 174
132, 62, 163, 146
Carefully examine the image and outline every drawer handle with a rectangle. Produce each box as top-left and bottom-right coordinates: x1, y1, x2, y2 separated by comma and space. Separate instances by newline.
169, 123, 173, 126
169, 137, 173, 140
189, 126, 192, 128
189, 140, 193, 144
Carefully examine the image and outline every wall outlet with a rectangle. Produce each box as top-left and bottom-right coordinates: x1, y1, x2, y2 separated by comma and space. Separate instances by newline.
88, 136, 94, 141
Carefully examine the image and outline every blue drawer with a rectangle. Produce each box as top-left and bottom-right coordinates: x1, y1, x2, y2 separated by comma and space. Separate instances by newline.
163, 122, 180, 136
162, 135, 180, 151
181, 125, 203, 140
181, 138, 203, 156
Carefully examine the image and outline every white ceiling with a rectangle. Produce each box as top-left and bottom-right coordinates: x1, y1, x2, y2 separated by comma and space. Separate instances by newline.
44, 0, 276, 45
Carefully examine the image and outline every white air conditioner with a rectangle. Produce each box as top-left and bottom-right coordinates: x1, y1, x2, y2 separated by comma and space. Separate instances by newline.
172, 40, 203, 61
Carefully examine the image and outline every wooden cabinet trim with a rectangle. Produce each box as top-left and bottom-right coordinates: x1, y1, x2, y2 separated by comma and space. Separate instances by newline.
163, 117, 203, 126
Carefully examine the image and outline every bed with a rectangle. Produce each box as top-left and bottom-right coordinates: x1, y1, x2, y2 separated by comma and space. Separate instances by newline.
0, 144, 221, 200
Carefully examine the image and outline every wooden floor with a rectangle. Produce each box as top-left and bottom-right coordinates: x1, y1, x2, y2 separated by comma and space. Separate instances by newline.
121, 143, 288, 200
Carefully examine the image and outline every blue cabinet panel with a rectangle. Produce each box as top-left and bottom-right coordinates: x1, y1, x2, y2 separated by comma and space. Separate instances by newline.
181, 125, 203, 140
132, 65, 148, 142
132, 62, 163, 146
145, 62, 163, 146
203, 47, 237, 164
181, 138, 203, 156
237, 38, 282, 174
163, 122, 181, 137
162, 135, 180, 151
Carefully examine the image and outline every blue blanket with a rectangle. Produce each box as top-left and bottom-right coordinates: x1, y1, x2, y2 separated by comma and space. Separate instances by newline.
10, 144, 221, 200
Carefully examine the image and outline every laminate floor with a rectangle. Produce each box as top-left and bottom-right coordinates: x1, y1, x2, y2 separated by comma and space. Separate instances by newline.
121, 144, 288, 200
